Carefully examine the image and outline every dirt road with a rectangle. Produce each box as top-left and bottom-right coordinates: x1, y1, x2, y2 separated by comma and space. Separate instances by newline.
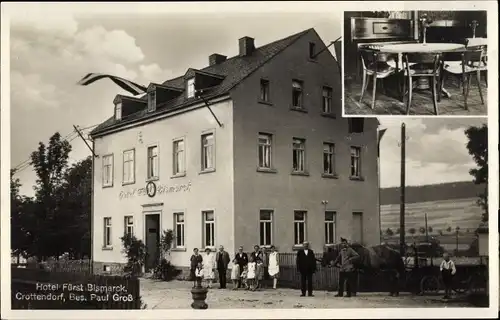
140, 279, 473, 309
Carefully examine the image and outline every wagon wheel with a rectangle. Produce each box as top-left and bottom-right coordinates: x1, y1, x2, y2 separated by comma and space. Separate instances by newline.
468, 273, 487, 294
452, 276, 471, 294
420, 275, 440, 295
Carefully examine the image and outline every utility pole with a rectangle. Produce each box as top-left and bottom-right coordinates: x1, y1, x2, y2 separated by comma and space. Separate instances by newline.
424, 213, 429, 243
399, 123, 406, 256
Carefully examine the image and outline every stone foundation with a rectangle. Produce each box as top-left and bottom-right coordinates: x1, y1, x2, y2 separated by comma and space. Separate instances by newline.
92, 262, 236, 283
93, 261, 127, 275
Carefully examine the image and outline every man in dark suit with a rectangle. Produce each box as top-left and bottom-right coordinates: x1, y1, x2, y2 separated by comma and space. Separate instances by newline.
234, 246, 248, 288
296, 241, 317, 297
216, 245, 231, 289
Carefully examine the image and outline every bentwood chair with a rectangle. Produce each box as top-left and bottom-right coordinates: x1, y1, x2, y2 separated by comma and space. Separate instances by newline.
359, 49, 397, 110
465, 39, 488, 87
401, 52, 442, 115
440, 49, 485, 110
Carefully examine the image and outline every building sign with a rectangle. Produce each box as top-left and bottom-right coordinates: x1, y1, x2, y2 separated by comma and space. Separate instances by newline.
119, 181, 192, 200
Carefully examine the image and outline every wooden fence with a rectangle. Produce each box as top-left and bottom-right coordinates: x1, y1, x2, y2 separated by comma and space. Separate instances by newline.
11, 267, 141, 309
275, 253, 397, 292
274, 253, 488, 293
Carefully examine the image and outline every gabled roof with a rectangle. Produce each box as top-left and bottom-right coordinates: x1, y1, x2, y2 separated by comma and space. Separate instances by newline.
91, 28, 313, 137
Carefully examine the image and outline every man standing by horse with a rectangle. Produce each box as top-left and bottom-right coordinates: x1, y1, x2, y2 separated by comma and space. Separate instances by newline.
333, 238, 360, 297
296, 241, 317, 297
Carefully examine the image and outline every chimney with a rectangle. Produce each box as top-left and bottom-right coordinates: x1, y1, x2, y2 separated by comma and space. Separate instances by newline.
239, 36, 255, 56
209, 53, 227, 66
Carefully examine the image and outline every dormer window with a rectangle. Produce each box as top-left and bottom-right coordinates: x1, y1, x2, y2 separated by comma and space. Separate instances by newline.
186, 78, 195, 98
115, 102, 122, 120
309, 42, 316, 59
147, 91, 156, 113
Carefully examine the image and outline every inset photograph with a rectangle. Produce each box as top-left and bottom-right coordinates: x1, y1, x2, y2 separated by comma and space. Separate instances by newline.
343, 11, 488, 116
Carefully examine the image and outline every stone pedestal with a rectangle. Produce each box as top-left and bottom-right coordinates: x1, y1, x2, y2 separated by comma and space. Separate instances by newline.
190, 285, 208, 309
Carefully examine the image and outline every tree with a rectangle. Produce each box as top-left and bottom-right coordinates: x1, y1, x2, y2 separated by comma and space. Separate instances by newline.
419, 227, 426, 234
28, 132, 72, 260
408, 228, 416, 236
427, 226, 433, 233
385, 228, 394, 237
438, 229, 444, 236
57, 156, 92, 259
465, 124, 488, 222
446, 226, 452, 233
10, 169, 33, 260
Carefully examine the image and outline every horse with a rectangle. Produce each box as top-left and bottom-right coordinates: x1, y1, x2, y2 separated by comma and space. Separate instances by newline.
320, 242, 406, 296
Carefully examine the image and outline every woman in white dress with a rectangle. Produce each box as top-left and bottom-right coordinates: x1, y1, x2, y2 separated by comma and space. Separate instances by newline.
267, 245, 280, 289
203, 248, 216, 288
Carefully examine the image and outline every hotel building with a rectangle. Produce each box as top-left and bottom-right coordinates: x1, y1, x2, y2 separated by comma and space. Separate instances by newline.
90, 28, 380, 273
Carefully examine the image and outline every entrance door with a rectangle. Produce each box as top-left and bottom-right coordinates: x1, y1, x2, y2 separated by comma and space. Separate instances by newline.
145, 214, 160, 272
352, 212, 363, 244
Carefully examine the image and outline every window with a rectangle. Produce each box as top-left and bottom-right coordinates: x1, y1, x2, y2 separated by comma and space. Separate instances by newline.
260, 79, 270, 102
173, 139, 185, 175
187, 78, 195, 98
102, 154, 113, 187
104, 217, 112, 247
323, 143, 335, 175
147, 146, 159, 180
174, 212, 185, 248
294, 211, 307, 245
202, 211, 215, 248
309, 42, 316, 59
124, 216, 134, 236
258, 133, 272, 169
147, 91, 156, 112
325, 211, 336, 245
115, 103, 122, 120
322, 87, 333, 114
292, 138, 306, 172
201, 133, 215, 171
348, 118, 365, 133
350, 146, 361, 178
259, 210, 273, 246
123, 149, 135, 184
292, 80, 303, 109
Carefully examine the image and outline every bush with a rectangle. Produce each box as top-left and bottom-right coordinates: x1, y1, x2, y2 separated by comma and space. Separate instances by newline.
153, 258, 182, 281
120, 233, 146, 277
151, 229, 181, 281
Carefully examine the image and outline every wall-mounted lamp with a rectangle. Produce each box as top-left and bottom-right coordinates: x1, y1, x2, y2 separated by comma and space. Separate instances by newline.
321, 200, 329, 211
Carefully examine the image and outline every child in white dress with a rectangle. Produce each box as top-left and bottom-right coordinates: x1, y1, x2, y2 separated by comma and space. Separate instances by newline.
230, 257, 240, 290
240, 265, 249, 290
246, 256, 257, 291
194, 262, 204, 288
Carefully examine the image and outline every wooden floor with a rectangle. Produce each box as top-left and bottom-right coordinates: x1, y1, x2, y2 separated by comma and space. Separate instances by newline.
344, 75, 488, 116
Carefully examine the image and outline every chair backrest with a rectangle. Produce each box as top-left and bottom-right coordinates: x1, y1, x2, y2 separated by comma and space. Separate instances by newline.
403, 52, 442, 74
442, 49, 483, 67
359, 49, 394, 71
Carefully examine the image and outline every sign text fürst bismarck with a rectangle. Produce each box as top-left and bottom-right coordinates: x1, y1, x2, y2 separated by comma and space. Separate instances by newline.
119, 181, 192, 200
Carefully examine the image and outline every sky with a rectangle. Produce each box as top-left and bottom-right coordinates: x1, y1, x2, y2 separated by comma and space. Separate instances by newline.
6, 4, 486, 197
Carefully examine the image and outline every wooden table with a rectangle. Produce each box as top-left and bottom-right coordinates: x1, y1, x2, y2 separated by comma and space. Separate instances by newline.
379, 43, 466, 98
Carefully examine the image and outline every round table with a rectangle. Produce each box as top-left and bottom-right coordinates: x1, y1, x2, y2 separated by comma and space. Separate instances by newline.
380, 43, 465, 54
378, 43, 466, 96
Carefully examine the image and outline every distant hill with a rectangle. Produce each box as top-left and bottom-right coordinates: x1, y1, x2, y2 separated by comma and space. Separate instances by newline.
380, 181, 485, 236
380, 181, 485, 205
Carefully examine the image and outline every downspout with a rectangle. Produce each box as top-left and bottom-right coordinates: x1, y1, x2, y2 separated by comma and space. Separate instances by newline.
90, 139, 95, 274
378, 130, 382, 244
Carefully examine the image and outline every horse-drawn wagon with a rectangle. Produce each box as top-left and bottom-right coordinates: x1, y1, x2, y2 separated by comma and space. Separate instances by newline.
403, 244, 488, 296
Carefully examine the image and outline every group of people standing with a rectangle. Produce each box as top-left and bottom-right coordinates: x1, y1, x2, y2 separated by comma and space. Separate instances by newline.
190, 244, 280, 290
